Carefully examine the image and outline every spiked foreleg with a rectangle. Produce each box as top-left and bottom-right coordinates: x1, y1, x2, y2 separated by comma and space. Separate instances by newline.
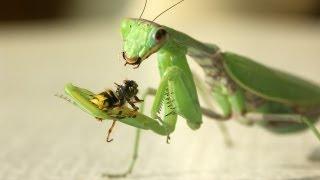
151, 65, 203, 130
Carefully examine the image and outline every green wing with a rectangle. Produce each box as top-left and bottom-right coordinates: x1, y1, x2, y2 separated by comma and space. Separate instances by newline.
222, 52, 320, 107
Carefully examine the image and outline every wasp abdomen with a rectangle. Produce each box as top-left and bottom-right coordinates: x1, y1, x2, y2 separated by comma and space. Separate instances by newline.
103, 90, 120, 108
90, 80, 141, 111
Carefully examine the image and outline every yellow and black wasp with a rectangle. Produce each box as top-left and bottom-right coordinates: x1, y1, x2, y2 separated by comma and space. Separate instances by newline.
90, 80, 143, 111
90, 80, 143, 142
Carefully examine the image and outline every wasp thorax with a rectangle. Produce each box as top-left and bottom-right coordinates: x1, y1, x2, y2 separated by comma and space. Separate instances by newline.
122, 80, 139, 98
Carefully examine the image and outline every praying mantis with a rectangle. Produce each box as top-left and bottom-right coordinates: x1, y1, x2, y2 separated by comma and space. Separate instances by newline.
60, 0, 320, 178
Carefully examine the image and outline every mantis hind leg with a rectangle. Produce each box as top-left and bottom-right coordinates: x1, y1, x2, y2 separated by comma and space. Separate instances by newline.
244, 112, 320, 141
102, 88, 155, 178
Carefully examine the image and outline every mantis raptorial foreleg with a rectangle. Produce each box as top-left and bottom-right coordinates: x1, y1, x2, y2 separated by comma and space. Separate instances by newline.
144, 87, 227, 120
152, 64, 204, 130
151, 67, 180, 119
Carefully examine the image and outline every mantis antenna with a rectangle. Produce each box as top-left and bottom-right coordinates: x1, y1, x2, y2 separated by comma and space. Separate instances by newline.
152, 0, 185, 22
139, 0, 148, 19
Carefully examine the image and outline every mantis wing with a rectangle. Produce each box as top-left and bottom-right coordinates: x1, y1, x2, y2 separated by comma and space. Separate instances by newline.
222, 52, 320, 107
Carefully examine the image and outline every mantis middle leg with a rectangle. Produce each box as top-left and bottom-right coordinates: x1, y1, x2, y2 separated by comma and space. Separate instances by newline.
193, 72, 233, 146
228, 91, 320, 141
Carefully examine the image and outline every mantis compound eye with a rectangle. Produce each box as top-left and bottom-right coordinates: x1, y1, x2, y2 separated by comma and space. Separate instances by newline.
154, 29, 167, 42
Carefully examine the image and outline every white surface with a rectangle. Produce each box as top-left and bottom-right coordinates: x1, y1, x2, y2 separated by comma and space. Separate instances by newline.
0, 17, 320, 180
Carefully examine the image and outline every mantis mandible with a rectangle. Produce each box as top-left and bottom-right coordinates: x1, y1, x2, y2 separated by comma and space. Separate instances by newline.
61, 0, 320, 178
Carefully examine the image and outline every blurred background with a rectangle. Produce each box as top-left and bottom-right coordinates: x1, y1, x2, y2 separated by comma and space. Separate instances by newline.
1, 0, 320, 179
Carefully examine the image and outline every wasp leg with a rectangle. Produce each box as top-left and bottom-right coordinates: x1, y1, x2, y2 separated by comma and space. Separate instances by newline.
127, 100, 139, 111
106, 120, 117, 142
133, 95, 144, 103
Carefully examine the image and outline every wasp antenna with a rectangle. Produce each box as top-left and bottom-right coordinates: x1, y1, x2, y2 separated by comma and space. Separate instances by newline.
152, 0, 185, 22
139, 0, 148, 19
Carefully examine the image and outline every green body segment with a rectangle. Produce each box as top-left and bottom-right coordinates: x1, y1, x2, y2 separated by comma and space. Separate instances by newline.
220, 52, 320, 133
222, 52, 320, 107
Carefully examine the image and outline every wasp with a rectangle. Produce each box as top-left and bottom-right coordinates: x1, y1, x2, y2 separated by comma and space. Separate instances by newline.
90, 80, 143, 111
90, 80, 143, 142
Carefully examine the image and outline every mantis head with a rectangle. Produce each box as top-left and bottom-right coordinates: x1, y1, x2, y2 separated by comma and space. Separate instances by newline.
121, 18, 168, 68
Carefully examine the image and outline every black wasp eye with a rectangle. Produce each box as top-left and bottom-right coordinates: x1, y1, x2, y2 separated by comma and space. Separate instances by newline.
154, 29, 167, 41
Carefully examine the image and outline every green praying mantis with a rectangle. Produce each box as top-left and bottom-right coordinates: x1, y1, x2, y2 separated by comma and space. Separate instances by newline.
60, 0, 320, 178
